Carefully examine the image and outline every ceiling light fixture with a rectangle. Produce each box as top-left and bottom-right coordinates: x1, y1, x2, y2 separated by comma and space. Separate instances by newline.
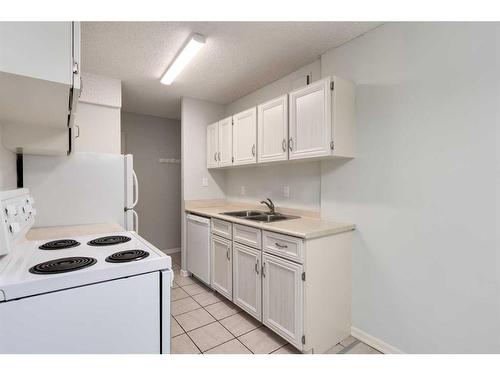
160, 33, 206, 85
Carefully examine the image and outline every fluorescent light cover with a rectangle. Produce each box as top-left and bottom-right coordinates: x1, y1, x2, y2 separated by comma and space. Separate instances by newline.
161, 33, 205, 85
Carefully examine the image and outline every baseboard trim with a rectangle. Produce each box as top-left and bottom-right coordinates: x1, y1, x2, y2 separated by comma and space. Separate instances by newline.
351, 327, 405, 354
163, 247, 181, 255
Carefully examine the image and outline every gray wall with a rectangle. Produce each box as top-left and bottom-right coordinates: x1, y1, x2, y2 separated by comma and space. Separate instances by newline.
122, 111, 181, 251
320, 22, 500, 353
0, 126, 16, 190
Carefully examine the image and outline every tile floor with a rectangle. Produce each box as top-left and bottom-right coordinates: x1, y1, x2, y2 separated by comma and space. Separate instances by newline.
169, 252, 382, 355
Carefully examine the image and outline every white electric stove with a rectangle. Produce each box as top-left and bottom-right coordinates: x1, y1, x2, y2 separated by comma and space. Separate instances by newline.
0, 188, 172, 354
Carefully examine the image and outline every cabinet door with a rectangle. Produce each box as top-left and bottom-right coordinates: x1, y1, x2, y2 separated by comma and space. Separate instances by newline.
206, 122, 219, 168
218, 117, 233, 167
257, 95, 288, 163
0, 22, 73, 84
288, 78, 332, 160
232, 107, 257, 165
262, 253, 303, 349
211, 235, 232, 300
233, 243, 262, 320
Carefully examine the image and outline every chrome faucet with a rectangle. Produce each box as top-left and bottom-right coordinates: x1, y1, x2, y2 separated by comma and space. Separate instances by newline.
260, 198, 275, 214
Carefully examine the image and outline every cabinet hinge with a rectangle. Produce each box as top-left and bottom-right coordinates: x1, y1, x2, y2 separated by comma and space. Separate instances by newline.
301, 335, 306, 345
330, 141, 334, 150
330, 81, 334, 91
301, 272, 306, 281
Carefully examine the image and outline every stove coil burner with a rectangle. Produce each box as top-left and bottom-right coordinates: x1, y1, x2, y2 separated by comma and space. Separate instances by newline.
87, 235, 131, 246
106, 250, 150, 263
29, 257, 97, 275
39, 239, 81, 250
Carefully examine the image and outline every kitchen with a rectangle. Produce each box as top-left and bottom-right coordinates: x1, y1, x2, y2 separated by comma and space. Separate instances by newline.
1, 3, 500, 371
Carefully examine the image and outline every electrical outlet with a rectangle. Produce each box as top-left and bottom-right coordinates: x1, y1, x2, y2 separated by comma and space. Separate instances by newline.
283, 186, 290, 198
241, 186, 246, 195
202, 177, 208, 187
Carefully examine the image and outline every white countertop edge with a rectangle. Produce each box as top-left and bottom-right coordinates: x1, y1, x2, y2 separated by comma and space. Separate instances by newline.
185, 208, 355, 239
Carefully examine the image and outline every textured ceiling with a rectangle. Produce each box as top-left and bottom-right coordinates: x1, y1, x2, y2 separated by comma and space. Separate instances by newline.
82, 22, 380, 119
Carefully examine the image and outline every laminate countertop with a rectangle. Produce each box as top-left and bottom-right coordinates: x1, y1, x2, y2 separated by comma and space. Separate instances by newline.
26, 223, 125, 241
184, 202, 355, 239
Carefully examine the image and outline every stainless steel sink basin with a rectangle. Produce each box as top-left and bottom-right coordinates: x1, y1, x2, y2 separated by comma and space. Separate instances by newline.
245, 213, 299, 222
221, 210, 299, 222
221, 210, 266, 218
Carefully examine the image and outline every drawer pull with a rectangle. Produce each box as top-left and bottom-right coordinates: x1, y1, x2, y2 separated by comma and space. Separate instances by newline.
226, 248, 230, 261
255, 259, 260, 274
275, 242, 288, 249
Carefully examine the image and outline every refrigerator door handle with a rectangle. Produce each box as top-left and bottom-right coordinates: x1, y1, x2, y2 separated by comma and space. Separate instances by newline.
132, 170, 139, 208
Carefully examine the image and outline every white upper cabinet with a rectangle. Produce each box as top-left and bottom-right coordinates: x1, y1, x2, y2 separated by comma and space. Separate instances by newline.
206, 75, 355, 168
289, 76, 355, 160
206, 122, 219, 169
288, 77, 331, 159
257, 95, 288, 163
206, 117, 232, 169
218, 117, 233, 167
0, 22, 81, 155
232, 107, 257, 166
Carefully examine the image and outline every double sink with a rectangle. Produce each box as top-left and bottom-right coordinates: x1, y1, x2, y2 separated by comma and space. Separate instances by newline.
221, 210, 299, 223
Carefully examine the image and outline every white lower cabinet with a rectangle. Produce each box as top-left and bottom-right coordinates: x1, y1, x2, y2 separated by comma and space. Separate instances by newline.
210, 235, 232, 300
262, 252, 304, 350
232, 243, 262, 320
207, 217, 352, 353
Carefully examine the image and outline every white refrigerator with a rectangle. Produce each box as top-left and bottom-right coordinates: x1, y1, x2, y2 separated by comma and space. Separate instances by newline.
23, 152, 139, 231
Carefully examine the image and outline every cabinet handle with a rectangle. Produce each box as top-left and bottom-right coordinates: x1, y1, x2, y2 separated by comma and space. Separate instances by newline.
262, 262, 266, 277
289, 138, 293, 151
214, 152, 217, 162
275, 242, 288, 249
75, 125, 80, 139
226, 247, 230, 261
282, 139, 286, 152
255, 259, 259, 274
251, 144, 256, 156
218, 152, 221, 161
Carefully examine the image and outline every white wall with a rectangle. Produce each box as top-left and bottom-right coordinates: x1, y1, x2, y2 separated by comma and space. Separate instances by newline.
225, 162, 321, 211
75, 72, 122, 154
320, 22, 500, 353
0, 126, 16, 190
225, 60, 321, 115
181, 97, 226, 201
181, 97, 226, 269
224, 60, 322, 210
122, 112, 181, 252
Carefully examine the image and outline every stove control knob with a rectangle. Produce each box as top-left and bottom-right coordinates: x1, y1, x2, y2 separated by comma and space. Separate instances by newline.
5, 205, 17, 217
27, 196, 35, 205
9, 222, 21, 234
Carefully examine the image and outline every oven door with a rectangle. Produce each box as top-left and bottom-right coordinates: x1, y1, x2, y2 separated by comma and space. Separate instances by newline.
0, 272, 161, 354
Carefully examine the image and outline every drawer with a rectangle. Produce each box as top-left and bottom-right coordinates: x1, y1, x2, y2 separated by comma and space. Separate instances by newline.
233, 224, 262, 249
211, 218, 232, 239
262, 231, 303, 263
